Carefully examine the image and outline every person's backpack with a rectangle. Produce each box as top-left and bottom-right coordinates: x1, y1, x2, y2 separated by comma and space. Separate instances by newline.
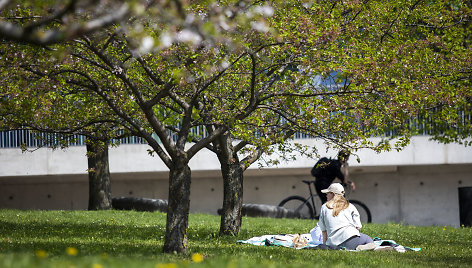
311, 157, 330, 177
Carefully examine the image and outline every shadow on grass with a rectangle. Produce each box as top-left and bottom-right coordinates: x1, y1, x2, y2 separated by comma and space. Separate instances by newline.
0, 220, 165, 239
0, 215, 237, 257
0, 240, 164, 256
0, 220, 166, 256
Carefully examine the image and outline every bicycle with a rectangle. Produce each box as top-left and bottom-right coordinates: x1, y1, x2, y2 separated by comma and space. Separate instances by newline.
278, 180, 372, 223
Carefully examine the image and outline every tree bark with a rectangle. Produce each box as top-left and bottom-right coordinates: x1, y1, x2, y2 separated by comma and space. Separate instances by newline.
216, 133, 243, 236
86, 140, 112, 210
163, 159, 191, 253
219, 160, 244, 235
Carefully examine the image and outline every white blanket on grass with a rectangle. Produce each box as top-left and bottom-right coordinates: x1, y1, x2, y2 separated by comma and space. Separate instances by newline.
237, 234, 421, 252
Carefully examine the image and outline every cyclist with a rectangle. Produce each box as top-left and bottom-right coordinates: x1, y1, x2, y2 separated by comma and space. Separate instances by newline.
310, 149, 355, 204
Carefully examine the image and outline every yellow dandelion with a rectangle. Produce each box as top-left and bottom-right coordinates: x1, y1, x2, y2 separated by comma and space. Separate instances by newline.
191, 253, 204, 263
92, 263, 103, 268
35, 249, 47, 258
66, 247, 78, 256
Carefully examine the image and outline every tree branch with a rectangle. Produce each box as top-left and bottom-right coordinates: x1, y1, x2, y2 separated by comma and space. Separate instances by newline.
23, 0, 77, 32
49, 67, 174, 167
0, 2, 129, 45
186, 125, 227, 159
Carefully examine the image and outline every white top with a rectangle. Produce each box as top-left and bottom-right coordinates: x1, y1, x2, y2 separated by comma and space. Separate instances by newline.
318, 203, 362, 246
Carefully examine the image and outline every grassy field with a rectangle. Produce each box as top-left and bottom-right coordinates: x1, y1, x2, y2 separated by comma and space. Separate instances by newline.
0, 209, 471, 268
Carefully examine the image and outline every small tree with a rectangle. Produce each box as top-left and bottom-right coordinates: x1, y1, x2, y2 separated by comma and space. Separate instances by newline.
0, 42, 136, 210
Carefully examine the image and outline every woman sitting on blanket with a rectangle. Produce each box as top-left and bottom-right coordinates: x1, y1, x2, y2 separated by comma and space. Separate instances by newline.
318, 183, 373, 250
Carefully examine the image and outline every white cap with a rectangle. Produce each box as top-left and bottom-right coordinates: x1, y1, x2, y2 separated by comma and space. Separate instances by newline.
321, 183, 345, 196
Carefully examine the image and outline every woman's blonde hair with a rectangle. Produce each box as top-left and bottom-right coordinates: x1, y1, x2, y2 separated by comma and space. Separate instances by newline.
326, 193, 349, 217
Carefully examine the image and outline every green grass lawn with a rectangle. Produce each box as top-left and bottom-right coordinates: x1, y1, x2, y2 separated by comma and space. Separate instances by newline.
0, 209, 471, 268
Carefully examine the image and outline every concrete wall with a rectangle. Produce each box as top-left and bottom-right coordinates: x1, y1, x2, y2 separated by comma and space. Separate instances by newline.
1, 164, 471, 227
1, 136, 472, 227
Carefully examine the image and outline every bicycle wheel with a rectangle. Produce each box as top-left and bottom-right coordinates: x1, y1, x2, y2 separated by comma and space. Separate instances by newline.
278, 196, 314, 219
349, 200, 372, 223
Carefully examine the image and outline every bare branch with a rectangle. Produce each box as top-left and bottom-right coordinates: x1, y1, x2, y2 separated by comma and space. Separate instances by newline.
197, 51, 248, 95
248, 52, 257, 110
0, 3, 129, 45
240, 146, 263, 171
187, 125, 227, 159
233, 140, 249, 153
23, 0, 77, 32
133, 55, 175, 108
176, 100, 194, 149
145, 81, 174, 108
168, 90, 191, 110
135, 56, 166, 86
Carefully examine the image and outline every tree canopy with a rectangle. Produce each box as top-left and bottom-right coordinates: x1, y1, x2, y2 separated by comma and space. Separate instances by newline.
1, 0, 471, 253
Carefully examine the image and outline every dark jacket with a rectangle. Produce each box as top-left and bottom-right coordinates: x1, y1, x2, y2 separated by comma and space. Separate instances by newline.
311, 157, 345, 184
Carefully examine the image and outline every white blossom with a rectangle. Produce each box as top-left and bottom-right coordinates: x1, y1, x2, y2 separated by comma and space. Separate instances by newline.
221, 60, 230, 69
250, 21, 269, 33
219, 15, 230, 30
252, 5, 274, 17
138, 36, 155, 54
176, 29, 202, 45
160, 32, 173, 48
112, 66, 123, 74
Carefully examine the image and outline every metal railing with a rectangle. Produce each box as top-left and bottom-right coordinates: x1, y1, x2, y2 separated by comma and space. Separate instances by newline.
1, 108, 470, 149
0, 130, 147, 149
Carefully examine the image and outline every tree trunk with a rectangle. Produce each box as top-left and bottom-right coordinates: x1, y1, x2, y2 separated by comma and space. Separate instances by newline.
163, 159, 191, 253
219, 160, 244, 235
86, 140, 112, 210
216, 133, 243, 236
